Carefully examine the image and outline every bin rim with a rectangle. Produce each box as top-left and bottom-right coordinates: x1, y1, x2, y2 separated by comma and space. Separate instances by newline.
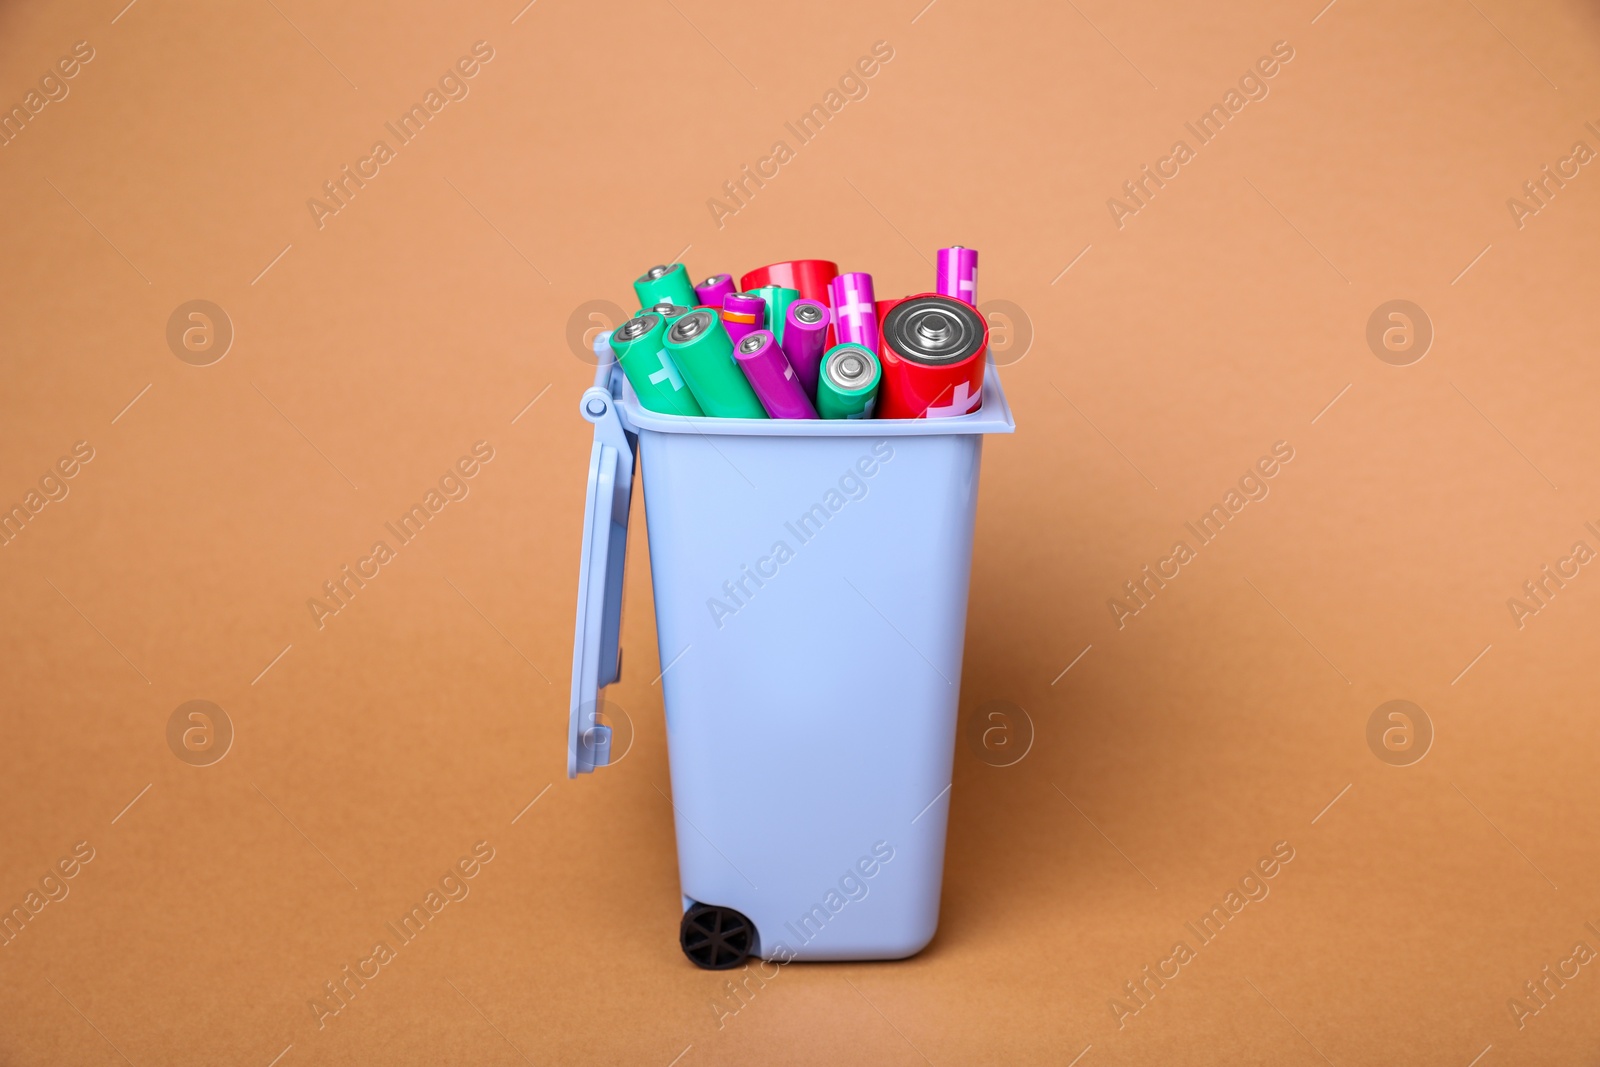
592, 330, 1016, 438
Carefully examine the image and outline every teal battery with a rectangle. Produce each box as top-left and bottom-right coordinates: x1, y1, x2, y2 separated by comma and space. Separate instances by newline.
633, 263, 697, 309
609, 313, 703, 417
752, 285, 800, 346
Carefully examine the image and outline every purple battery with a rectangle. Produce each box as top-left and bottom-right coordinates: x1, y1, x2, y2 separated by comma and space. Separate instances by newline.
936, 246, 979, 306
721, 291, 766, 348
781, 299, 830, 399
695, 273, 736, 308
734, 330, 817, 419
829, 272, 879, 353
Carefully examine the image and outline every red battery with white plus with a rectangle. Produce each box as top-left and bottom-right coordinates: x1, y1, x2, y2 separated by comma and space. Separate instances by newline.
877, 293, 988, 419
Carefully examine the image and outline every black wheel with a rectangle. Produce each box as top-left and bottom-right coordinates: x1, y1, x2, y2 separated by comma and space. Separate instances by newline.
679, 903, 755, 970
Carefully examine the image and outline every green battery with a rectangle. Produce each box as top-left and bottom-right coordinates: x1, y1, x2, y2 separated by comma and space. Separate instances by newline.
817, 343, 881, 420
633, 263, 697, 309
636, 302, 691, 330
609, 314, 704, 418
664, 310, 767, 419
753, 285, 800, 345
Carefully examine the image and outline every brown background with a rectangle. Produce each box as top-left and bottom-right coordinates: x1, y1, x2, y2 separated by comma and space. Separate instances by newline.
2, 0, 1599, 1063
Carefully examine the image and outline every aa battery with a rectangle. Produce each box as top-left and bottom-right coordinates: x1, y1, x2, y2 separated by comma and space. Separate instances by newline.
936, 246, 979, 306
877, 293, 988, 420
695, 273, 736, 308
817, 343, 881, 420
664, 309, 767, 419
640, 302, 691, 329
781, 300, 830, 400
720, 291, 766, 348
752, 285, 800, 346
829, 272, 879, 354
609, 314, 704, 418
733, 330, 817, 420
633, 263, 697, 309
740, 260, 838, 304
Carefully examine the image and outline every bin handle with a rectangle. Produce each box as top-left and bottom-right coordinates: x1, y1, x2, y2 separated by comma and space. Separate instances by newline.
568, 335, 638, 777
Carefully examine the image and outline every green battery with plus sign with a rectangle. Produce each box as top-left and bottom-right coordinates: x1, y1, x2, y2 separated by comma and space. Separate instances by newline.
610, 313, 703, 417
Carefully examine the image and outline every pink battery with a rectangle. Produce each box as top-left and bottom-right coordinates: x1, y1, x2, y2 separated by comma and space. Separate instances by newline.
781, 299, 830, 400
829, 272, 879, 354
695, 273, 736, 308
936, 246, 978, 306
720, 291, 766, 348
734, 330, 817, 419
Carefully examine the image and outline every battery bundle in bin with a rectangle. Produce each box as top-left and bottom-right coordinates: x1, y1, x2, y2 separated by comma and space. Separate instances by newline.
570, 253, 1014, 969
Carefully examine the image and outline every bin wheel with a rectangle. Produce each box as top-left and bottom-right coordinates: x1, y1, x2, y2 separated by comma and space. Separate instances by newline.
679, 903, 755, 970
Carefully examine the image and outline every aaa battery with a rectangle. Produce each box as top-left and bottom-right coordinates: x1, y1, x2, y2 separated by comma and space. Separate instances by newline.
816, 343, 881, 420
609, 314, 704, 418
664, 309, 766, 419
633, 263, 697, 309
781, 300, 829, 400
734, 330, 817, 420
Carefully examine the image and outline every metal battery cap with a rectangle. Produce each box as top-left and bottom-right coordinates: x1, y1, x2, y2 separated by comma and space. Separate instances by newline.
737, 333, 767, 354
827, 346, 877, 389
614, 314, 658, 342
668, 309, 714, 343
883, 295, 984, 365
793, 302, 824, 324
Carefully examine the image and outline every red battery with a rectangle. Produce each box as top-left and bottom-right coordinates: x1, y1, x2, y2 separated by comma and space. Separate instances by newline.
739, 260, 838, 305
877, 293, 988, 420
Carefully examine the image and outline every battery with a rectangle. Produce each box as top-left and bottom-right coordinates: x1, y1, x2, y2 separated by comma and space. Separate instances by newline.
935, 246, 979, 306
752, 285, 800, 347
878, 293, 988, 419
739, 260, 838, 304
816, 343, 881, 420
733, 330, 817, 420
640, 302, 691, 330
695, 273, 736, 308
609, 314, 704, 418
829, 272, 879, 354
664, 309, 767, 419
781, 300, 829, 399
720, 291, 766, 348
634, 263, 698, 309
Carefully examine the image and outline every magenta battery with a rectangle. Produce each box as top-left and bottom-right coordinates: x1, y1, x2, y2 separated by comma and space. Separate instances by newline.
829, 272, 879, 353
721, 291, 766, 348
781, 299, 830, 399
733, 330, 817, 420
695, 273, 736, 308
936, 246, 979, 306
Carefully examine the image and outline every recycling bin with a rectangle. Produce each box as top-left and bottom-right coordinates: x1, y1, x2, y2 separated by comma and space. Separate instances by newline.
570, 334, 1015, 968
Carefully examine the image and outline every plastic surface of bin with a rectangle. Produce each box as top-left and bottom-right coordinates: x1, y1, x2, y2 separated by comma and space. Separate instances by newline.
572, 334, 1014, 961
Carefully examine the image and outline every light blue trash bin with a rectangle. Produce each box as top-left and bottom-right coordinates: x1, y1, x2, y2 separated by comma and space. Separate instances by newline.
570, 335, 1015, 966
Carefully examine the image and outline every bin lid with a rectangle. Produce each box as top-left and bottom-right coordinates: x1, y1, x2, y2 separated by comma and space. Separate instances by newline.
569, 335, 637, 777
